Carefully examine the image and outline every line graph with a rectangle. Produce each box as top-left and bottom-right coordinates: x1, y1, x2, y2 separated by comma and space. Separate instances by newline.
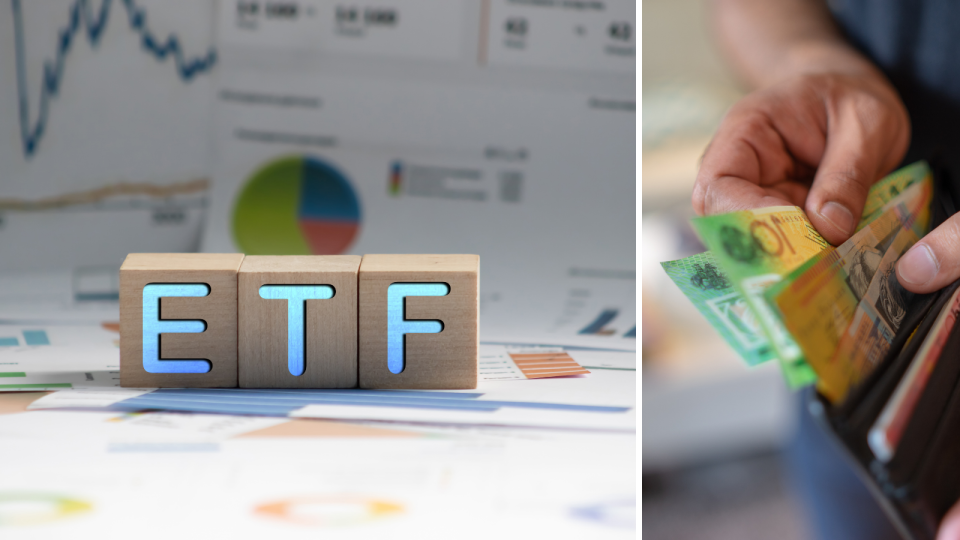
0, 178, 208, 211
12, 0, 217, 158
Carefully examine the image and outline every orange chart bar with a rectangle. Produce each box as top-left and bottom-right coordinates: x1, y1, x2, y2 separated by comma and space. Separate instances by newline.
508, 352, 591, 379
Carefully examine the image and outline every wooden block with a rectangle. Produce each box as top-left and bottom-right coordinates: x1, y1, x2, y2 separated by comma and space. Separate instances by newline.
238, 255, 361, 388
358, 254, 479, 389
120, 253, 244, 388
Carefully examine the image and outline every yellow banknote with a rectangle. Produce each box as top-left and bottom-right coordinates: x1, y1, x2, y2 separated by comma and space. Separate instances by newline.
817, 226, 919, 402
773, 177, 933, 395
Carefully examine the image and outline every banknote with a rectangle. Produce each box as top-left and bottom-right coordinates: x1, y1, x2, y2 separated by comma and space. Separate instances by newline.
691, 206, 831, 380
815, 226, 918, 403
661, 252, 776, 366
871, 167, 934, 239
662, 161, 932, 390
771, 209, 900, 368
858, 160, 932, 230
869, 286, 960, 462
771, 178, 933, 396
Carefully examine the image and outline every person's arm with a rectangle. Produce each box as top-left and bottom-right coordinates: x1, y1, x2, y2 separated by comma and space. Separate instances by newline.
699, 3, 960, 538
711, 0, 875, 88
693, 0, 910, 246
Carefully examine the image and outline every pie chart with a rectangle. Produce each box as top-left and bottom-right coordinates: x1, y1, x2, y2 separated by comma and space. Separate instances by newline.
233, 155, 361, 255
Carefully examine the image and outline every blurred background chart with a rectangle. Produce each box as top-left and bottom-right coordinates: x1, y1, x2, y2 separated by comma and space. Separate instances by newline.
0, 0, 636, 351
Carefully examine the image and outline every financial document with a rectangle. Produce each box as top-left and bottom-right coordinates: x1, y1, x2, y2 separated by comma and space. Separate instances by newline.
0, 0, 216, 274
204, 0, 636, 347
0, 410, 635, 538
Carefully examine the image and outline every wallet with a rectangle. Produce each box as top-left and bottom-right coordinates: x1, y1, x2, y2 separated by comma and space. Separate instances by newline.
809, 158, 960, 540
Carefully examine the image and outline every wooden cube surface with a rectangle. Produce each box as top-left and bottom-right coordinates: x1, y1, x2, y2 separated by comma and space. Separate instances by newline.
358, 254, 479, 389
238, 255, 361, 388
120, 253, 244, 388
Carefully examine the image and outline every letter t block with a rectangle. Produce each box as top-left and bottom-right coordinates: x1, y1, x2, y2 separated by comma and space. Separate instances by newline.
238, 255, 361, 388
120, 253, 244, 388
359, 254, 479, 389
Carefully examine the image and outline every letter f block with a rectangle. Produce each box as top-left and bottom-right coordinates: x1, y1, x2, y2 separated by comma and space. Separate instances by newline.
238, 255, 361, 388
359, 254, 479, 389
120, 253, 244, 387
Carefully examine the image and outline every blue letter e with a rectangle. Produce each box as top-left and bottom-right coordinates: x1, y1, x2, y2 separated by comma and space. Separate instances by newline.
142, 284, 211, 374
387, 283, 450, 374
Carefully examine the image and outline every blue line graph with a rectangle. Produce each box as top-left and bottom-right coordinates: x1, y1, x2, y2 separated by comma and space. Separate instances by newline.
12, 0, 217, 158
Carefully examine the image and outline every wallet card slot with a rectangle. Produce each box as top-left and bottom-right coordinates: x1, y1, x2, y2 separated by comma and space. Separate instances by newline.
881, 305, 960, 486
887, 358, 960, 540
833, 282, 957, 452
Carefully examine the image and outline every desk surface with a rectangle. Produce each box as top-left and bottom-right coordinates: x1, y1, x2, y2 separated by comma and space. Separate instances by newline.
0, 359, 636, 538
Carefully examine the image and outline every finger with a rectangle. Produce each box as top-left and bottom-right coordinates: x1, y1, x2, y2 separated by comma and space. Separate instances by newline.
937, 499, 960, 540
896, 214, 960, 293
694, 105, 805, 215
694, 174, 805, 215
804, 95, 909, 245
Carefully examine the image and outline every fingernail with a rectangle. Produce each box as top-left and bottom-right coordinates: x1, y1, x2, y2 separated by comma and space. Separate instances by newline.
819, 202, 855, 236
899, 243, 939, 285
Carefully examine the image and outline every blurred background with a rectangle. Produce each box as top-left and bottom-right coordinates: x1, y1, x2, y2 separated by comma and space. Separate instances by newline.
0, 0, 635, 349
642, 1, 810, 539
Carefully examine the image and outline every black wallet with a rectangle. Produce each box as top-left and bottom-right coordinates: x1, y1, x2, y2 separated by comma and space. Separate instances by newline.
809, 159, 960, 540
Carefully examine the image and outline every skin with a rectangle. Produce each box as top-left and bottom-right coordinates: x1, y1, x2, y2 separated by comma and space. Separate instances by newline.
699, 1, 960, 538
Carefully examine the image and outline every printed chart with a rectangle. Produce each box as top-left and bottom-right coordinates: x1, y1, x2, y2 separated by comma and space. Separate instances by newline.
254, 495, 404, 527
0, 0, 217, 274
232, 155, 361, 255
0, 492, 92, 526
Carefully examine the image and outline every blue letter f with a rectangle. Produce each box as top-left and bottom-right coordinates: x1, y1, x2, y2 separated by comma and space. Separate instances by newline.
387, 283, 450, 374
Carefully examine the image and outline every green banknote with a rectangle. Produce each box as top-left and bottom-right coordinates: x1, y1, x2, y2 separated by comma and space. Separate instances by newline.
691, 206, 831, 377
662, 161, 932, 390
661, 252, 776, 366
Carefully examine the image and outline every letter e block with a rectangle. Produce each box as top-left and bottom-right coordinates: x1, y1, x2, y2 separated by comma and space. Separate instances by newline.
359, 254, 479, 389
238, 255, 361, 388
120, 253, 244, 387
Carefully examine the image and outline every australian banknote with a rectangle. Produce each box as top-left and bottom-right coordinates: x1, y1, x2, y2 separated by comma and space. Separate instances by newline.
691, 206, 830, 386
661, 252, 776, 366
815, 226, 919, 402
858, 160, 932, 230
770, 176, 933, 400
663, 161, 932, 389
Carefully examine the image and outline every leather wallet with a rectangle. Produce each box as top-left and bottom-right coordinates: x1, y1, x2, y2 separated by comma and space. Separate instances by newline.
809, 158, 960, 540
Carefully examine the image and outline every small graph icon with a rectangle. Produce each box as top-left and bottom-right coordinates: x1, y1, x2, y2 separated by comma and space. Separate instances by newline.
12, 0, 218, 158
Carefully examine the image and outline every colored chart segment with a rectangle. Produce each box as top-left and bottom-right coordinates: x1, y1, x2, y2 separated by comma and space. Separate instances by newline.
255, 496, 403, 526
233, 156, 361, 255
0, 493, 92, 525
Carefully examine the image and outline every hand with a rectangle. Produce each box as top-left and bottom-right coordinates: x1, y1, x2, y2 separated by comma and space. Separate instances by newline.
692, 72, 910, 246
939, 499, 960, 540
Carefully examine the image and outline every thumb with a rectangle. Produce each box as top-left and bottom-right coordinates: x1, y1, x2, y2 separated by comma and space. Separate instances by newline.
938, 497, 960, 540
897, 214, 960, 294
804, 106, 900, 246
